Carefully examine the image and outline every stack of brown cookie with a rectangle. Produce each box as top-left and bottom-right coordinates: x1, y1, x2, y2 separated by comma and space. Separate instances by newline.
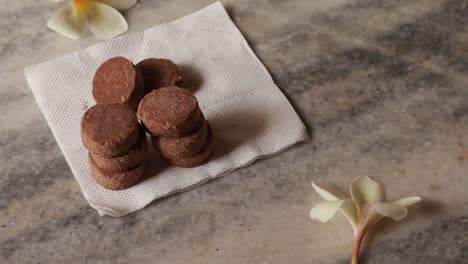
138, 86, 215, 167
81, 104, 148, 190
84, 56, 214, 189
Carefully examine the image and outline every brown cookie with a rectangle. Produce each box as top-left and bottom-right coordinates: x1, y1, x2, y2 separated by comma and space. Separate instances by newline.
153, 117, 208, 160
92, 57, 144, 110
138, 86, 201, 137
136, 58, 185, 94
81, 104, 140, 157
90, 128, 148, 172
165, 125, 215, 168
88, 155, 145, 190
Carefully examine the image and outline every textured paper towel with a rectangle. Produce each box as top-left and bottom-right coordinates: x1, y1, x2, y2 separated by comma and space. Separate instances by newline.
25, 2, 308, 217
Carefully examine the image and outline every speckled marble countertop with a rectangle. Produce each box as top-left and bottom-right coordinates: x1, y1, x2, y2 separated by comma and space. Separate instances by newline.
1, 0, 467, 263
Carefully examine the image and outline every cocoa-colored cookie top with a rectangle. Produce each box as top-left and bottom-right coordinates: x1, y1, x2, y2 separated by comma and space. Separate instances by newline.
81, 104, 139, 156
138, 86, 199, 134
92, 57, 142, 106
136, 58, 184, 93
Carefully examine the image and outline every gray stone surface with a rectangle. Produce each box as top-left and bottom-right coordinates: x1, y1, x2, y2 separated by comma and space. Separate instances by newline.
1, 0, 467, 263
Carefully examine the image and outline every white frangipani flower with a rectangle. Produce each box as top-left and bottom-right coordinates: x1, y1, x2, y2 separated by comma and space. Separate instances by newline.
309, 176, 421, 264
47, 0, 137, 39
310, 182, 359, 232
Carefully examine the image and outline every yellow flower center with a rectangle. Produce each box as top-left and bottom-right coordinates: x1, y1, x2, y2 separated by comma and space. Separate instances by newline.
74, 0, 90, 10
73, 0, 95, 14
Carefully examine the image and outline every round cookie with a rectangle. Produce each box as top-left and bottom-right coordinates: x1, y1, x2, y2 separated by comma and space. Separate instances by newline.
138, 86, 201, 137
136, 58, 185, 94
92, 57, 144, 110
88, 155, 145, 190
90, 128, 148, 172
81, 104, 140, 157
165, 125, 215, 168
153, 117, 208, 160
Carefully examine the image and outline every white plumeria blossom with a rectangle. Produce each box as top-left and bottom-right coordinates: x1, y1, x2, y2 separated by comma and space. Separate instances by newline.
47, 0, 137, 39
310, 176, 421, 234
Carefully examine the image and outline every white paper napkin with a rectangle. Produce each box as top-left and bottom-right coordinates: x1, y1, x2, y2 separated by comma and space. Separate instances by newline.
25, 1, 308, 217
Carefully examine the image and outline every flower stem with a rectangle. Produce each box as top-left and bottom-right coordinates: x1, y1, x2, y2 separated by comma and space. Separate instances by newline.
351, 228, 367, 264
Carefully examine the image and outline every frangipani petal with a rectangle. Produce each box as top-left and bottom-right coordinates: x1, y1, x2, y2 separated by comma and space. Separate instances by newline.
87, 2, 128, 39
97, 0, 137, 10
312, 182, 346, 201
47, 5, 88, 39
310, 200, 345, 223
340, 199, 359, 232
350, 176, 384, 209
393, 196, 422, 207
372, 202, 408, 221
311, 183, 359, 231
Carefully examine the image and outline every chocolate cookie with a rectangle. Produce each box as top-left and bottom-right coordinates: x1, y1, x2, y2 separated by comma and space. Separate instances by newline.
165, 125, 215, 168
138, 86, 201, 137
153, 117, 208, 159
90, 128, 148, 172
88, 155, 145, 190
92, 57, 144, 110
136, 58, 185, 94
81, 104, 139, 157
